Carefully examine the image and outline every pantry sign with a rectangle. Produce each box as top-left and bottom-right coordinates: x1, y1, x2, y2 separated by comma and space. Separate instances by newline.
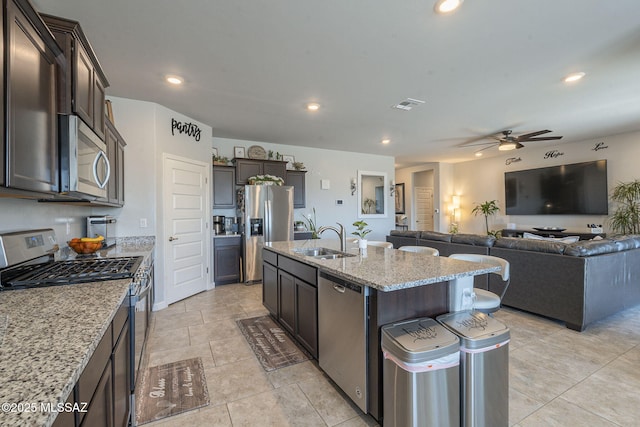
171, 118, 201, 142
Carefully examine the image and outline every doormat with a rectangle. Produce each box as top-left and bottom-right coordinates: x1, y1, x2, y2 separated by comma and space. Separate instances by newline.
237, 315, 311, 372
136, 357, 209, 425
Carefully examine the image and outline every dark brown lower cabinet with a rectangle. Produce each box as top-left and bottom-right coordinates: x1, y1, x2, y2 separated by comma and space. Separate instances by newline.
53, 298, 130, 427
80, 360, 113, 427
278, 270, 296, 334
262, 249, 318, 358
262, 261, 278, 316
213, 236, 242, 285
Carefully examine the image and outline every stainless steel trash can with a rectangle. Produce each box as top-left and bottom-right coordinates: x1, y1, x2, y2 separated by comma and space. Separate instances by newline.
437, 311, 510, 427
381, 317, 460, 427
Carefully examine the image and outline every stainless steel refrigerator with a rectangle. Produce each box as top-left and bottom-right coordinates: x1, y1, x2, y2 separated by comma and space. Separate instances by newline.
243, 185, 294, 282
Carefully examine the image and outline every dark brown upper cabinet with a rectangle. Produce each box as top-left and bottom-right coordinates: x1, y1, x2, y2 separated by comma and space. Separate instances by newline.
2, 0, 63, 195
41, 14, 109, 140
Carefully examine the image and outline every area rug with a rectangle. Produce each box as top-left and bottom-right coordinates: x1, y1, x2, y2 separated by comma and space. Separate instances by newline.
135, 357, 209, 425
237, 315, 311, 372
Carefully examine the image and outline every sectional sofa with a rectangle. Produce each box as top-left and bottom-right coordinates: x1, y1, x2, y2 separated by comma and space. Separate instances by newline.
387, 230, 640, 331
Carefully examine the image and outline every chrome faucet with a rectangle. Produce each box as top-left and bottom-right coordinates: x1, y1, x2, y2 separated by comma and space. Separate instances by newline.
318, 222, 347, 252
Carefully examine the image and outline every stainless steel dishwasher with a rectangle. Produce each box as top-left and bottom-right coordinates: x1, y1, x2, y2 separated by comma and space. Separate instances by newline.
318, 271, 369, 413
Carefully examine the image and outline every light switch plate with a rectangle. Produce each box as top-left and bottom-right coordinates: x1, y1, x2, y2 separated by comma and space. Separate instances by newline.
321, 179, 330, 190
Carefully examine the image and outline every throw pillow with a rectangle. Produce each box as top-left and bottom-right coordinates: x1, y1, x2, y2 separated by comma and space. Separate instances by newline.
522, 232, 580, 244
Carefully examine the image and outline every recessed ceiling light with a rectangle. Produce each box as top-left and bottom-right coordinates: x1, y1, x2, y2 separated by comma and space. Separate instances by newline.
563, 72, 586, 83
165, 75, 184, 85
475, 152, 483, 157
381, 139, 391, 145
434, 0, 463, 14
306, 103, 320, 112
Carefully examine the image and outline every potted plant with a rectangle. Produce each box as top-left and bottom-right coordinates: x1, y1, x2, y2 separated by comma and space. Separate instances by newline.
301, 208, 320, 238
352, 220, 372, 249
471, 200, 501, 237
609, 180, 640, 234
247, 174, 285, 186
212, 155, 229, 165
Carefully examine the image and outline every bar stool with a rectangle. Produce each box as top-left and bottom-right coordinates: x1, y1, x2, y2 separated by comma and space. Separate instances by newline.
398, 246, 439, 256
448, 254, 510, 314
367, 241, 394, 249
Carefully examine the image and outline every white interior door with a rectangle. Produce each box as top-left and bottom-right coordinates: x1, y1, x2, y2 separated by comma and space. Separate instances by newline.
414, 186, 434, 231
163, 155, 209, 304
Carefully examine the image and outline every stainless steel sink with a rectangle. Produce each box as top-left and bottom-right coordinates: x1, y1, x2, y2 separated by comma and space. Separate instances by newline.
294, 247, 356, 259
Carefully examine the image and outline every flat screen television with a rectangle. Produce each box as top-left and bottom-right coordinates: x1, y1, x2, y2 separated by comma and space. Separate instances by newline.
505, 160, 608, 215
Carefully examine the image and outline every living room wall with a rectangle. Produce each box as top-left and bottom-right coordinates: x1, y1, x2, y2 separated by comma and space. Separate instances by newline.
450, 130, 640, 235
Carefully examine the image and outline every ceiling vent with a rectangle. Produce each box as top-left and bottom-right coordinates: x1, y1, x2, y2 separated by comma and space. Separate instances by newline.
391, 98, 425, 111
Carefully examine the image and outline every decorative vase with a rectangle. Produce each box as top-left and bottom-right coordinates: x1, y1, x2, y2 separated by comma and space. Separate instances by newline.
358, 239, 368, 249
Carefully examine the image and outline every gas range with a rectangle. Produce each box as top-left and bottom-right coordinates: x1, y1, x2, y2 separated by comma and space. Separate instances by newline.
1, 256, 142, 290
0, 229, 141, 291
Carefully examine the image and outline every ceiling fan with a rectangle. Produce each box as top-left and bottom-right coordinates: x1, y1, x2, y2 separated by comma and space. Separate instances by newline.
460, 129, 563, 152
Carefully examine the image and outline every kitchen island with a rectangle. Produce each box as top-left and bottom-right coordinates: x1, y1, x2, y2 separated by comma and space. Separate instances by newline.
264, 239, 499, 421
0, 239, 154, 427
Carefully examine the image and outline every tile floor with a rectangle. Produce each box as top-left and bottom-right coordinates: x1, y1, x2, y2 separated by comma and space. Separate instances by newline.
142, 283, 640, 426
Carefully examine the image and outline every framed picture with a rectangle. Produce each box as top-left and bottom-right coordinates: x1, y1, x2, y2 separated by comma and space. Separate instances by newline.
212, 147, 218, 157
282, 154, 295, 169
395, 183, 405, 214
234, 146, 246, 158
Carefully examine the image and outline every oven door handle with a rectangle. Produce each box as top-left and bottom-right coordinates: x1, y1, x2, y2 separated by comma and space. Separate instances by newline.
131, 280, 152, 304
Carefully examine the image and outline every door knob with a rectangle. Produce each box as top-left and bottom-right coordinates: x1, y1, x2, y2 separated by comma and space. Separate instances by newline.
169, 236, 179, 241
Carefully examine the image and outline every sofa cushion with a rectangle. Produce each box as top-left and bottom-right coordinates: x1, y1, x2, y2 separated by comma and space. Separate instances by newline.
418, 231, 452, 242
494, 237, 567, 254
608, 234, 640, 250
389, 230, 421, 238
522, 232, 580, 244
563, 239, 621, 257
451, 233, 496, 247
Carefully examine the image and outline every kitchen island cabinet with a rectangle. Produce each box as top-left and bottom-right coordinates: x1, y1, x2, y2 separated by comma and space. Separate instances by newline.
262, 249, 318, 358
264, 239, 498, 422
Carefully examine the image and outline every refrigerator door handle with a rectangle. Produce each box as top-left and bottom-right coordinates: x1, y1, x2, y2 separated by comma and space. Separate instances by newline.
264, 199, 271, 242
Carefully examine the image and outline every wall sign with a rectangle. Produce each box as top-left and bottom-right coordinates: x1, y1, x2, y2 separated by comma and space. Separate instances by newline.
171, 118, 201, 142
544, 150, 564, 159
592, 142, 608, 151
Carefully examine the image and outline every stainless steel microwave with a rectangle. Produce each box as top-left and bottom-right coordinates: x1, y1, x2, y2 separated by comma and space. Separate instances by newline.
59, 115, 110, 200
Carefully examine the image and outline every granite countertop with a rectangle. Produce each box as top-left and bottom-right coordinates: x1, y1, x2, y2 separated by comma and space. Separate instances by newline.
0, 237, 155, 427
265, 239, 500, 292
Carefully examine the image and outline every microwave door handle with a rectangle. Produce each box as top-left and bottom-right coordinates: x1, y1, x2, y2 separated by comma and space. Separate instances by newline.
93, 151, 111, 189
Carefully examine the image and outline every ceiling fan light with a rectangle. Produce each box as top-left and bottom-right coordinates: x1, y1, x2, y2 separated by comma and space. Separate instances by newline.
434, 0, 463, 14
498, 141, 517, 151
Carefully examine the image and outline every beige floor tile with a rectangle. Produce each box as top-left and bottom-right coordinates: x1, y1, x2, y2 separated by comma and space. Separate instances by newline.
189, 318, 243, 344
297, 375, 361, 426
154, 310, 204, 332
508, 388, 545, 426
227, 383, 325, 427
560, 372, 640, 425
204, 357, 274, 406
509, 349, 576, 402
200, 303, 248, 323
146, 326, 190, 353
209, 334, 255, 366
146, 403, 232, 427
266, 360, 325, 389
519, 397, 620, 426
147, 342, 215, 370
334, 415, 380, 427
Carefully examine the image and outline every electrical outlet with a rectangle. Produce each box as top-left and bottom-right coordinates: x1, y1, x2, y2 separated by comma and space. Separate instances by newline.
140, 218, 148, 228
66, 222, 71, 235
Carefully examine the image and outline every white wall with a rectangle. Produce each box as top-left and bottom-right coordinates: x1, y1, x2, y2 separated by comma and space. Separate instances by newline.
449, 130, 640, 235
213, 137, 395, 240
103, 96, 213, 309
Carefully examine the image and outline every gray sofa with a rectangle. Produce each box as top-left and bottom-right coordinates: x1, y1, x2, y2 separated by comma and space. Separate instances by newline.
387, 230, 640, 331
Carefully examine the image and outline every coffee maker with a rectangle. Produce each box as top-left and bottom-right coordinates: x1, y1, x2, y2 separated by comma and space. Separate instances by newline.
213, 215, 225, 235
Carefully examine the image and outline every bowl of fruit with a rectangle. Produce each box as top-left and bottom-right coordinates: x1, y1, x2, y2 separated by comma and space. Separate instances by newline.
68, 236, 105, 254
